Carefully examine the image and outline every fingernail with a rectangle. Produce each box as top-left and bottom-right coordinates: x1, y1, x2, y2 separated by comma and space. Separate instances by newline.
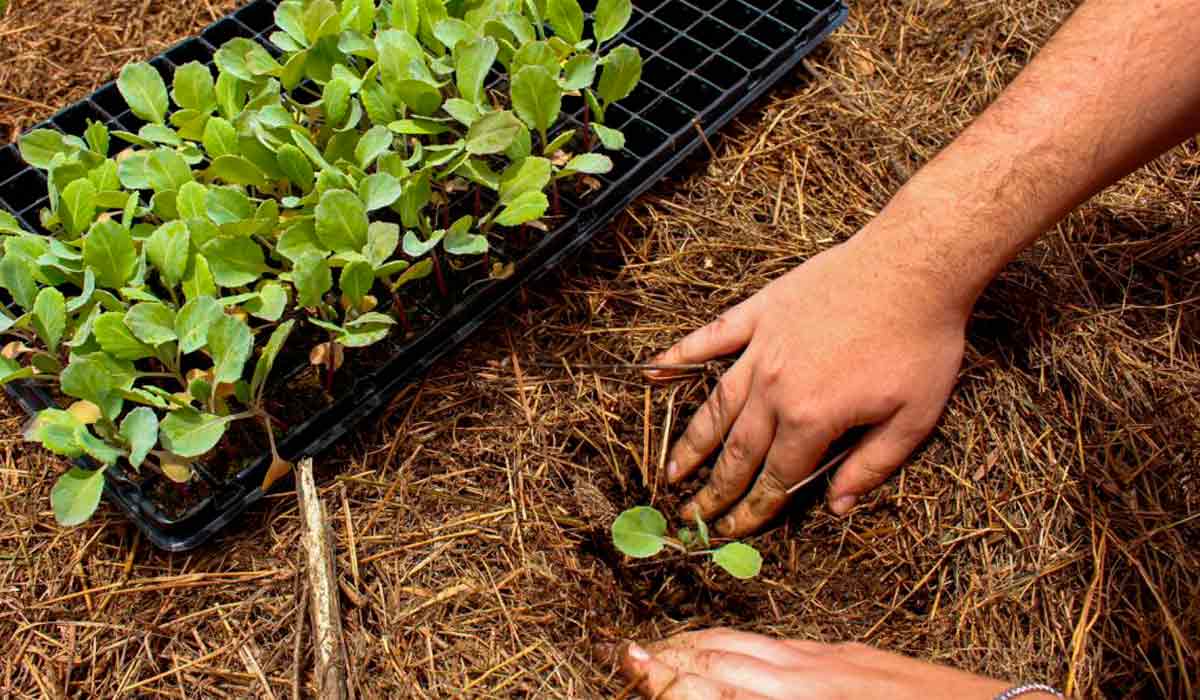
831, 495, 857, 515
666, 459, 679, 481
628, 642, 651, 663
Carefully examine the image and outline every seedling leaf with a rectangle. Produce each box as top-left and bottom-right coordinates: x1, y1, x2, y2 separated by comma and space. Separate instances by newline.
118, 62, 169, 124
712, 542, 763, 579
119, 407, 158, 469
51, 467, 106, 527
612, 506, 668, 558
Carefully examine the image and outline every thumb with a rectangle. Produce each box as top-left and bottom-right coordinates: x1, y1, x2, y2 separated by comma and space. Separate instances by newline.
827, 412, 931, 515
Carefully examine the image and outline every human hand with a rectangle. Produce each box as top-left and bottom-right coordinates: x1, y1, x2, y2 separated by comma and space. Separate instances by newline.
648, 230, 970, 536
615, 628, 1023, 700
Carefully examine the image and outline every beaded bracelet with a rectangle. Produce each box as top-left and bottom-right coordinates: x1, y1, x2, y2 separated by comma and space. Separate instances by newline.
994, 683, 1065, 700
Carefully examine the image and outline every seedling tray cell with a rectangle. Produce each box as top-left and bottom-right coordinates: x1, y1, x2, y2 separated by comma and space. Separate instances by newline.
1, 0, 848, 551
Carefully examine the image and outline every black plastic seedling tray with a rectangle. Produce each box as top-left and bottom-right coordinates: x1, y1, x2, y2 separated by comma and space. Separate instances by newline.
1, 0, 847, 551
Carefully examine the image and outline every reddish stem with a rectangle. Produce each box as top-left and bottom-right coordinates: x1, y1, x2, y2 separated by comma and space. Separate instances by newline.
432, 250, 448, 297
552, 180, 561, 216
474, 187, 482, 219
441, 204, 449, 230
519, 223, 528, 248
395, 300, 411, 334
583, 101, 592, 151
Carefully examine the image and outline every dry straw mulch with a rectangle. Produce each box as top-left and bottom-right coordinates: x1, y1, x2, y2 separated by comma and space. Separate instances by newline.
2, 0, 1198, 697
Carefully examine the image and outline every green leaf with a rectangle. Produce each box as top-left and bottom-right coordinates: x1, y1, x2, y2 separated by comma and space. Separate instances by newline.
695, 512, 710, 547
145, 148, 192, 192
293, 251, 332, 308
561, 152, 612, 175
434, 18, 476, 49
172, 61, 216, 111
215, 38, 282, 82
542, 128, 575, 156
175, 295, 224, 354
712, 542, 763, 579
208, 314, 253, 384
27, 409, 85, 458
365, 221, 400, 268
83, 219, 137, 289
598, 44, 642, 106
251, 319, 295, 401
118, 62, 169, 124
145, 220, 191, 287
315, 189, 369, 252
560, 53, 597, 91
354, 125, 393, 169
495, 190, 548, 226
61, 352, 136, 420
389, 0, 419, 34
78, 429, 123, 466
393, 80, 444, 116
176, 181, 208, 219
160, 408, 230, 458
277, 144, 316, 192
358, 172, 403, 211
202, 237, 267, 287
455, 36, 499, 106
19, 129, 74, 169
512, 40, 559, 75
32, 287, 66, 349
208, 155, 267, 189
611, 506, 667, 558
339, 311, 395, 347
499, 156, 552, 203
202, 116, 238, 158
592, 123, 625, 150
304, 0, 341, 43
466, 110, 522, 155
339, 259, 374, 303
60, 179, 97, 236
401, 229, 444, 257
119, 407, 157, 470
51, 467, 106, 527
245, 282, 287, 322
442, 98, 482, 126
323, 77, 353, 127
443, 224, 488, 256
275, 0, 309, 46
511, 65, 562, 137
206, 186, 255, 225
67, 269, 96, 313
124, 301, 177, 346
0, 253, 36, 310
593, 0, 632, 43
545, 0, 584, 45
388, 118, 451, 136
94, 312, 155, 360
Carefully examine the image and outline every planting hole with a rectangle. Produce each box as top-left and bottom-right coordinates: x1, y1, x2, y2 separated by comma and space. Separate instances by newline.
235, 2, 277, 33
0, 145, 23, 180
91, 83, 125, 117
625, 17, 675, 50
52, 101, 113, 134
747, 15, 794, 49
713, 0, 764, 29
643, 57, 686, 92
669, 74, 722, 112
644, 98, 694, 136
165, 39, 216, 67
698, 54, 746, 90
618, 82, 661, 113
202, 18, 254, 46
653, 0, 702, 29
661, 36, 710, 72
623, 116, 670, 156
725, 35, 773, 70
768, 1, 820, 31
0, 169, 46, 212
692, 17, 736, 52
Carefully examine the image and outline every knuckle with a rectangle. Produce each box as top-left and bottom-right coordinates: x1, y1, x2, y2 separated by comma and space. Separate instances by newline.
720, 437, 754, 466
777, 404, 817, 432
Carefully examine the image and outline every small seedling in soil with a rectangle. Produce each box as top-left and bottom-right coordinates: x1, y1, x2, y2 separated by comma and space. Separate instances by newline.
2, 0, 643, 526
611, 506, 763, 579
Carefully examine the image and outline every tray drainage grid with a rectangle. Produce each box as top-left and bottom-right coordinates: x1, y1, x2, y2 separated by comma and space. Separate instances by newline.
0, 0, 848, 551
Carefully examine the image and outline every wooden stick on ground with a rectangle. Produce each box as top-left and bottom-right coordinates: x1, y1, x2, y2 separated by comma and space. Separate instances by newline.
295, 457, 349, 700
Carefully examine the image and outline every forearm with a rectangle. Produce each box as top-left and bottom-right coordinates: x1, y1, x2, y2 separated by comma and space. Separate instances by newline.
855, 0, 1200, 311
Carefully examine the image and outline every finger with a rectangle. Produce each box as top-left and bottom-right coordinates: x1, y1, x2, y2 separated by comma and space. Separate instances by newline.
646, 301, 758, 380
667, 362, 752, 484
649, 628, 817, 668
620, 642, 765, 700
651, 647, 800, 698
826, 410, 931, 515
717, 415, 833, 537
681, 395, 774, 521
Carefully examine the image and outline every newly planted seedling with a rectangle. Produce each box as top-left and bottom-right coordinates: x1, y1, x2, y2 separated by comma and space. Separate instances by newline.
611, 506, 764, 579
3, 0, 643, 526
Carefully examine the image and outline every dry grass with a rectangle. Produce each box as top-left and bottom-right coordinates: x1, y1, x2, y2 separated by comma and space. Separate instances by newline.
2, 0, 1198, 697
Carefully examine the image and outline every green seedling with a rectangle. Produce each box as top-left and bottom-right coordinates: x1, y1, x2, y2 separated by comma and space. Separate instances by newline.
3, 0, 643, 526
611, 506, 764, 579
